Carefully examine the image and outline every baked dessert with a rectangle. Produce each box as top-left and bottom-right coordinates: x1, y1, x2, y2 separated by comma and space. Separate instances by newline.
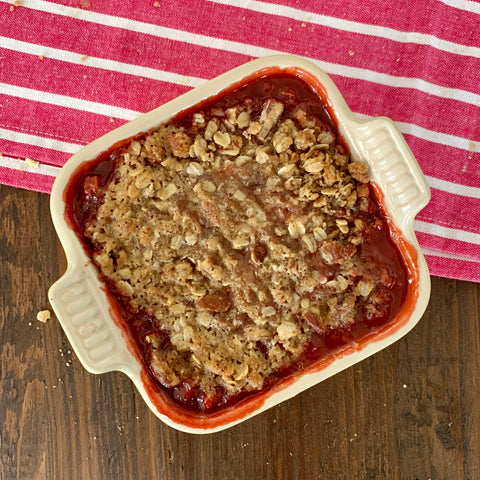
67, 74, 408, 413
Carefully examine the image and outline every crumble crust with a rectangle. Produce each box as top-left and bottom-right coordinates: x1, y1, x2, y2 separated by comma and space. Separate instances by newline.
83, 93, 397, 402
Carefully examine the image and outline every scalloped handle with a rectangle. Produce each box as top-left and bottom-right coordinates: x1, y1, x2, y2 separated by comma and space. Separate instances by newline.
355, 118, 431, 224
48, 265, 133, 375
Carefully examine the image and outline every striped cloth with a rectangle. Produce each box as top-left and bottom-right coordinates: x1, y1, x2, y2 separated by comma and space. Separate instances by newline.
1, 0, 479, 282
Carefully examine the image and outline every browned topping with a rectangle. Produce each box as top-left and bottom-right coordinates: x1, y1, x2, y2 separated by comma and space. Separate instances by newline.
348, 161, 370, 183
319, 240, 356, 265
167, 132, 192, 158
196, 290, 232, 313
78, 78, 405, 410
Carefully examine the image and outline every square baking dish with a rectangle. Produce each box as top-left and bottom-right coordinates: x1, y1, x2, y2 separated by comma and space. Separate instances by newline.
49, 54, 431, 433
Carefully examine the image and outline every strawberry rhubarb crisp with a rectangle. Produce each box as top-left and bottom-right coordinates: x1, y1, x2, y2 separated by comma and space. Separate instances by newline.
67, 74, 408, 413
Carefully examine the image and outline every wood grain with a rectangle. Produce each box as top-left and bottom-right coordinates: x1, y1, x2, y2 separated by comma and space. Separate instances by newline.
1, 184, 479, 480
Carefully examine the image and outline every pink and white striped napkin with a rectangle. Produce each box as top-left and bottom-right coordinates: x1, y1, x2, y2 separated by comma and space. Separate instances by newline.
1, 0, 479, 282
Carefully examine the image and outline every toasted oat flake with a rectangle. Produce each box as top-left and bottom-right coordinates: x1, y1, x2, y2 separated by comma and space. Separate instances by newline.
171, 303, 186, 314
213, 131, 231, 147
313, 226, 327, 241
204, 119, 218, 140
278, 163, 296, 177
302, 234, 317, 253
277, 321, 299, 340
25, 158, 39, 169
233, 189, 246, 201
336, 218, 349, 234
255, 148, 270, 164
200, 180, 216, 192
170, 235, 182, 250
237, 111, 250, 128
130, 140, 141, 155
158, 183, 177, 199
186, 162, 204, 176
303, 157, 324, 173
262, 306, 276, 317
300, 298, 310, 309
288, 220, 306, 238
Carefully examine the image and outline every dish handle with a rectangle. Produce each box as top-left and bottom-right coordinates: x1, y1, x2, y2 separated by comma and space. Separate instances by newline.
48, 263, 134, 375
354, 117, 431, 226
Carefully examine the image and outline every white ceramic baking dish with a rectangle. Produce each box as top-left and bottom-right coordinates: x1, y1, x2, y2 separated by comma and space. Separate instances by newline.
49, 54, 431, 434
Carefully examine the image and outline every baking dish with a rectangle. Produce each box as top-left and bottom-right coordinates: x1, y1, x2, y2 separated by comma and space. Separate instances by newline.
49, 54, 431, 433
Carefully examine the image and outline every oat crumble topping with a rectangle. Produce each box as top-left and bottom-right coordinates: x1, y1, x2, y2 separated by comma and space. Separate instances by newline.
74, 76, 406, 410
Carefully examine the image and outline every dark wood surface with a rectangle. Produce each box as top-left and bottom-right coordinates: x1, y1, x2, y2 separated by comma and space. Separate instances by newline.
1, 183, 479, 480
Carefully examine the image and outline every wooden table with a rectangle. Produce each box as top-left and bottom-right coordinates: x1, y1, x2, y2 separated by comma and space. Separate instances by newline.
1, 183, 479, 480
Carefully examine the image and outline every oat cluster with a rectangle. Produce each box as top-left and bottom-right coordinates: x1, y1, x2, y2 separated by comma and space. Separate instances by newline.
84, 94, 392, 403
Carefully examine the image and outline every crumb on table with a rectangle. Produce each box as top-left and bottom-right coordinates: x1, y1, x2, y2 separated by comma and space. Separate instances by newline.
37, 310, 51, 323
